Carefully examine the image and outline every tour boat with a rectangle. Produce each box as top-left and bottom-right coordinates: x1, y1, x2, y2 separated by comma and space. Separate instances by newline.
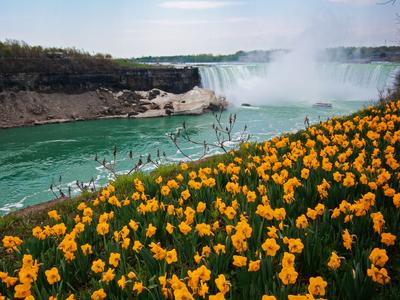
313, 102, 333, 108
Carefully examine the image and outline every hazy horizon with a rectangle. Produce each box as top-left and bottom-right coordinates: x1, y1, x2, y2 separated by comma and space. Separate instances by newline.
0, 0, 398, 57
131, 46, 398, 59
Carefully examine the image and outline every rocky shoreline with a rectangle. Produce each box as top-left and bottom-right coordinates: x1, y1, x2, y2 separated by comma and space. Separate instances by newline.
0, 87, 228, 129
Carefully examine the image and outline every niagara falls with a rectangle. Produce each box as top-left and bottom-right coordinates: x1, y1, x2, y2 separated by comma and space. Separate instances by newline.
1, 1, 400, 299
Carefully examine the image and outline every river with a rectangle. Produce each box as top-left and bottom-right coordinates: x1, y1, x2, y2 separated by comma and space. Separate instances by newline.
0, 61, 398, 213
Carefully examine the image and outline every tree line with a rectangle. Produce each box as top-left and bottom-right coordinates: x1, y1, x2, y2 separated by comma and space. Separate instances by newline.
0, 39, 112, 59
134, 47, 400, 63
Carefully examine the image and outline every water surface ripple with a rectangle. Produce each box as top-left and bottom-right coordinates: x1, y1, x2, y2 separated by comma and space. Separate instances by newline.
0, 101, 367, 214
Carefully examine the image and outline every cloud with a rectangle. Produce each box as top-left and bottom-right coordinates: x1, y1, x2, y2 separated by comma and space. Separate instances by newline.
159, 1, 242, 10
129, 17, 251, 26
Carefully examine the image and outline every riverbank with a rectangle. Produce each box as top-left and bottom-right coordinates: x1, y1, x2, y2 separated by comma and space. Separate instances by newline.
0, 99, 399, 299
0, 87, 227, 129
0, 100, 367, 213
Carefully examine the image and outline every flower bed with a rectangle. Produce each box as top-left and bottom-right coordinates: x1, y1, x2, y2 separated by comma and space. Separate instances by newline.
1, 100, 400, 299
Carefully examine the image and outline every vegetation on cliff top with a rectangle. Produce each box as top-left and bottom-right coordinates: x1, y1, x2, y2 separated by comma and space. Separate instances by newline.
0, 99, 399, 299
0, 40, 112, 60
133, 50, 272, 64
2, 40, 399, 74
0, 40, 154, 74
134, 46, 400, 64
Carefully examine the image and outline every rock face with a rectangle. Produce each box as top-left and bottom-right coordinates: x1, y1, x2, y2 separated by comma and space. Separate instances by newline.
0, 59, 225, 128
0, 87, 227, 129
131, 87, 228, 118
0, 67, 200, 94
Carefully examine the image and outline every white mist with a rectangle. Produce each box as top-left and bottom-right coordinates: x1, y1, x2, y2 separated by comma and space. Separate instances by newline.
199, 11, 398, 106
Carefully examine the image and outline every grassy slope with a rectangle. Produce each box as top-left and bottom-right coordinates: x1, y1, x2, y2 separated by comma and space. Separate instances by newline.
113, 58, 153, 69
0, 101, 399, 299
0, 107, 371, 238
0, 155, 236, 241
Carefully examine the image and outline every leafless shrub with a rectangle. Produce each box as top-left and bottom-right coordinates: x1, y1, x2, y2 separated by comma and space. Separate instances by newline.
94, 144, 164, 177
95, 145, 118, 178
49, 176, 69, 199
76, 178, 97, 193
167, 108, 250, 161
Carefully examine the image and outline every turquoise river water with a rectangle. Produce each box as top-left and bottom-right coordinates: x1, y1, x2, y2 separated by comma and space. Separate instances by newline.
0, 61, 398, 214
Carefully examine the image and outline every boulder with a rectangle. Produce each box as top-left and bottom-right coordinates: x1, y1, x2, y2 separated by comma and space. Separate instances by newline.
148, 89, 161, 100
132, 87, 227, 118
173, 87, 227, 115
0, 86, 228, 128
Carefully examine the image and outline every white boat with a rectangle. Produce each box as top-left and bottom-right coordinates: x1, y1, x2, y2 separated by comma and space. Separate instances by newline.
313, 102, 332, 108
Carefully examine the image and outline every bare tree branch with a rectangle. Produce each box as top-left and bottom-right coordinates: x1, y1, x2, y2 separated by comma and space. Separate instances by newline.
167, 108, 250, 161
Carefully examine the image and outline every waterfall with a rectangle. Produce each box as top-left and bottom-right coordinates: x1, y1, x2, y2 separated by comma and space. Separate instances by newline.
198, 63, 400, 103
318, 63, 399, 90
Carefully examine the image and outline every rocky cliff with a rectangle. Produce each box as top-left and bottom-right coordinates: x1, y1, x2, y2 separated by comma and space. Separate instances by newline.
0, 67, 200, 94
0, 87, 227, 128
0, 59, 221, 129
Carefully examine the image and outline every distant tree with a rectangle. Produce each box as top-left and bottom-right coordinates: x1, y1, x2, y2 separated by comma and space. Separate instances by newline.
0, 40, 122, 73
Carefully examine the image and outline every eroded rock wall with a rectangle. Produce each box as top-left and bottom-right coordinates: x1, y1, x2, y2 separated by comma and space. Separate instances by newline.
0, 67, 200, 94
0, 87, 227, 128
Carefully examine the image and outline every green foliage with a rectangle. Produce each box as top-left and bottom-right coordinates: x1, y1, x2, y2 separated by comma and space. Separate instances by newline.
0, 40, 152, 74
0, 100, 399, 299
324, 46, 400, 62
133, 50, 279, 63
134, 47, 400, 63
113, 58, 151, 69
0, 39, 111, 59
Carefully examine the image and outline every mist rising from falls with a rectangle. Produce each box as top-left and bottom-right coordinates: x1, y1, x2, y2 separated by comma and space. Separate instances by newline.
199, 62, 400, 105
197, 9, 400, 106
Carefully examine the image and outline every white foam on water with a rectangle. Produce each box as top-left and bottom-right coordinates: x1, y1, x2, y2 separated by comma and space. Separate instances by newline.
36, 139, 78, 145
0, 190, 47, 213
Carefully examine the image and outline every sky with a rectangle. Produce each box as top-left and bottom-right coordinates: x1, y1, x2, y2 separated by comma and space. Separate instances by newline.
0, 0, 398, 57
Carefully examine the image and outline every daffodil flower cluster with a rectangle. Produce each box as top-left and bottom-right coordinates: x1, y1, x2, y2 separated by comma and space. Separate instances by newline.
1, 100, 400, 299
